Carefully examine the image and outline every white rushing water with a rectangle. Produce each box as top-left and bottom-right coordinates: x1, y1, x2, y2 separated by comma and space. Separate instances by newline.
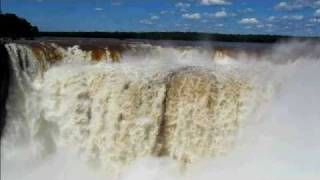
1, 41, 320, 180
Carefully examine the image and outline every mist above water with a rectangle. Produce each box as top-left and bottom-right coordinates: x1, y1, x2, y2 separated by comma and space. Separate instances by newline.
1, 41, 320, 180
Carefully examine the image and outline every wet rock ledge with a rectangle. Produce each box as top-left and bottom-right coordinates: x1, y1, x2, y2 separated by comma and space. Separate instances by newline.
0, 44, 10, 137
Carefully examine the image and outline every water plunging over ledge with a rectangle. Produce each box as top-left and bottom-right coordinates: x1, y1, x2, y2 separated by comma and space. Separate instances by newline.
1, 39, 320, 180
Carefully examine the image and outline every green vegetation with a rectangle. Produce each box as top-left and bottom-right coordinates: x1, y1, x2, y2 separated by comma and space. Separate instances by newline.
40, 31, 319, 43
0, 13, 39, 39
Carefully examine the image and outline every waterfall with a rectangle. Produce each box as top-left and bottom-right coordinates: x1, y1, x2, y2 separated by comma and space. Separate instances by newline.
2, 40, 319, 180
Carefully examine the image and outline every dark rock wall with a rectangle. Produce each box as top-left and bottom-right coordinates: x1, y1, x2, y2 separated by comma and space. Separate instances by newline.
0, 44, 10, 137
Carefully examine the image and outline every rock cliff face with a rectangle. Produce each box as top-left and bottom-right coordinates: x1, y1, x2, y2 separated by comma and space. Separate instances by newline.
0, 44, 10, 137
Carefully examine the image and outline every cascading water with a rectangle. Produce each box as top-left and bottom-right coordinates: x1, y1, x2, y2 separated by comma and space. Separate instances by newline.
1, 40, 319, 180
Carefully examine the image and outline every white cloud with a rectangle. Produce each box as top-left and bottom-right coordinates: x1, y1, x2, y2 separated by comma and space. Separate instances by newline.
243, 8, 254, 13
282, 15, 304, 20
239, 18, 259, 24
267, 14, 304, 22
204, 10, 229, 18
293, 15, 304, 20
246, 8, 254, 12
176, 2, 191, 13
305, 23, 315, 27
200, 0, 231, 6
316, 1, 320, 6
230, 13, 237, 17
150, 15, 160, 20
176, 2, 191, 8
275, 1, 303, 11
240, 8, 254, 13
276, 2, 289, 9
257, 24, 264, 28
183, 26, 191, 31
268, 16, 276, 21
214, 10, 227, 18
140, 15, 160, 25
266, 24, 273, 28
315, 9, 320, 16
111, 0, 122, 6
139, 19, 154, 25
94, 8, 104, 11
180, 8, 188, 12
160, 10, 168, 15
310, 18, 320, 23
182, 13, 201, 20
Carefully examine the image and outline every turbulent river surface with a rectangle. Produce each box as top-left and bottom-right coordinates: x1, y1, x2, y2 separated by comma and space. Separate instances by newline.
1, 39, 320, 180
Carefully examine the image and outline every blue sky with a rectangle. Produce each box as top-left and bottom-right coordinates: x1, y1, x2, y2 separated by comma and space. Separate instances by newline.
2, 0, 320, 36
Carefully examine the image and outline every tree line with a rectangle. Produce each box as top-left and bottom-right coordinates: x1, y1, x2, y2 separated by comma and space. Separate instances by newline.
40, 31, 319, 43
0, 13, 39, 39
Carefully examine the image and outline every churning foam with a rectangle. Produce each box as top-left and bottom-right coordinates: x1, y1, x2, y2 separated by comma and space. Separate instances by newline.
1, 41, 320, 180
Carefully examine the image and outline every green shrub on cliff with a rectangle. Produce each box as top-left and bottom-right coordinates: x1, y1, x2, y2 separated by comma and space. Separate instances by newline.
0, 13, 39, 39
